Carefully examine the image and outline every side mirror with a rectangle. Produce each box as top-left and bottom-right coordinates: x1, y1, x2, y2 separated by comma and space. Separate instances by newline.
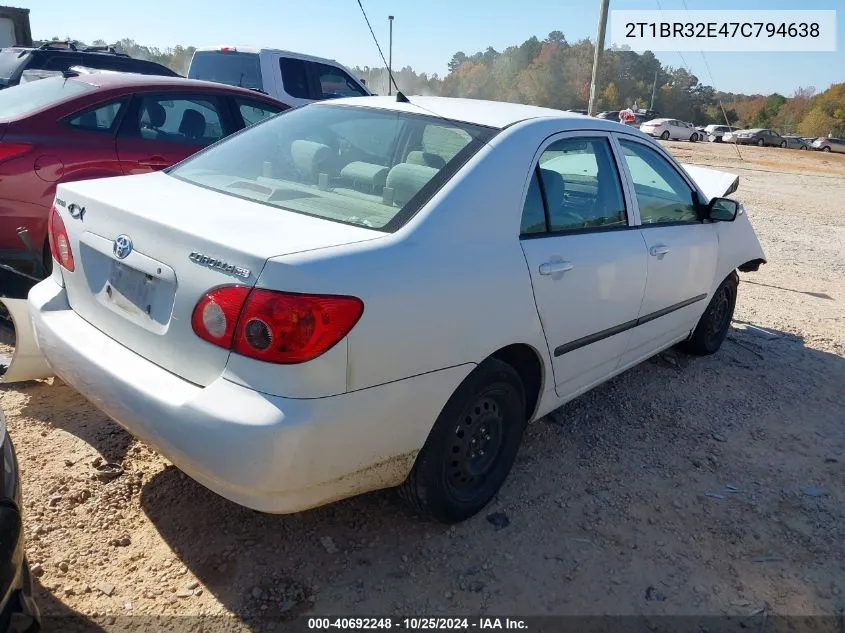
707, 197, 739, 222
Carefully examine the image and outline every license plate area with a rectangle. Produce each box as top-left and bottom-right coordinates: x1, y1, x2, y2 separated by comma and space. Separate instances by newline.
107, 260, 154, 318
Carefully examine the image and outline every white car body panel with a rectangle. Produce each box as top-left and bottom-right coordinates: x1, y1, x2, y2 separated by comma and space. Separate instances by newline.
0, 298, 52, 383
190, 46, 371, 108
20, 97, 766, 513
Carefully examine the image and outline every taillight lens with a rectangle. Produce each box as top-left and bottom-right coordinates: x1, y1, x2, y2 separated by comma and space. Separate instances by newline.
191, 287, 364, 364
0, 142, 32, 162
47, 205, 74, 271
191, 286, 251, 348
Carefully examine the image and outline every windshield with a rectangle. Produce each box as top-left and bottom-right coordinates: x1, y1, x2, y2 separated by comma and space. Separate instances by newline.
0, 76, 93, 119
169, 104, 496, 231
188, 51, 263, 90
0, 49, 28, 83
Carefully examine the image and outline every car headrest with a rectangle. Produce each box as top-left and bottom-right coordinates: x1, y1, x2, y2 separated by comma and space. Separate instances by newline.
290, 140, 336, 183
385, 163, 438, 206
143, 102, 166, 128
406, 151, 446, 169
539, 168, 565, 212
178, 109, 206, 139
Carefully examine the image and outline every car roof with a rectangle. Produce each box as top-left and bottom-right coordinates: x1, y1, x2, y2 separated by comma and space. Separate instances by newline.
313, 95, 623, 130
69, 72, 277, 97
194, 46, 344, 66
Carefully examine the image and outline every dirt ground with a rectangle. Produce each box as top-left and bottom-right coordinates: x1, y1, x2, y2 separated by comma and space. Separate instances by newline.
0, 141, 843, 631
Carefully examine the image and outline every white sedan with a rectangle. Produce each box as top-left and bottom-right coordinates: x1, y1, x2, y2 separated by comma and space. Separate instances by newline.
640, 118, 701, 142
20, 96, 766, 523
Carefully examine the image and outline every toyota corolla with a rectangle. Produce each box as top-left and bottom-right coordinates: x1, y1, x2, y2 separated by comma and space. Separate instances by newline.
20, 96, 766, 523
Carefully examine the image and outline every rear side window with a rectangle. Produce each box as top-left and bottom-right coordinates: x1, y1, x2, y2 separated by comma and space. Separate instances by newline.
188, 51, 262, 90
0, 77, 92, 119
67, 100, 124, 132
279, 57, 310, 99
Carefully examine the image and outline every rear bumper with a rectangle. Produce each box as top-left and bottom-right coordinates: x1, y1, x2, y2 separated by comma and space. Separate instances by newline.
29, 279, 471, 513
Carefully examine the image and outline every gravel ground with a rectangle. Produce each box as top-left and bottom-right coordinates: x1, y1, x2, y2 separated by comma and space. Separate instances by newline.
0, 141, 843, 632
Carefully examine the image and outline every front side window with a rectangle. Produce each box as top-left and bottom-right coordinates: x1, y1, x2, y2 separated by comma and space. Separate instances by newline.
235, 98, 286, 127
525, 137, 627, 233
130, 95, 225, 145
67, 100, 124, 132
313, 62, 367, 99
618, 139, 698, 225
169, 105, 495, 231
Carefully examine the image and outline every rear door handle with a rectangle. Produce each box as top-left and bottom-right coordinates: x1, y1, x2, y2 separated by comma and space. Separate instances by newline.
649, 245, 670, 257
539, 261, 574, 276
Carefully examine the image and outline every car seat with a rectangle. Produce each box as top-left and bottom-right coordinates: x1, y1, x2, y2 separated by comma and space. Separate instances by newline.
178, 109, 207, 143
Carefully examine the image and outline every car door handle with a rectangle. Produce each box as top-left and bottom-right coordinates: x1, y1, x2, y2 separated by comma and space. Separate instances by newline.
649, 245, 670, 257
138, 156, 169, 168
539, 261, 574, 276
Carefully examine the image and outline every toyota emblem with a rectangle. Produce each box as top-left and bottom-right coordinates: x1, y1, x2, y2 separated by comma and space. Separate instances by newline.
113, 235, 133, 259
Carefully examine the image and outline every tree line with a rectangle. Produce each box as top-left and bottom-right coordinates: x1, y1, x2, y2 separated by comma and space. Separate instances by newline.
44, 34, 845, 137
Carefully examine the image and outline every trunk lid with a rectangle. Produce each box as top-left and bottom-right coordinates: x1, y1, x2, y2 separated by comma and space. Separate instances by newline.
55, 172, 382, 386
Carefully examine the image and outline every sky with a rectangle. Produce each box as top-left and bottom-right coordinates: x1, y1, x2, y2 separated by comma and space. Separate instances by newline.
14, 0, 844, 95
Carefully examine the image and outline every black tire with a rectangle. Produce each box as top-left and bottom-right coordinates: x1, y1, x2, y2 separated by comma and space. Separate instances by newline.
780, 141, 787, 148
823, 146, 832, 152
660, 131, 670, 140
42, 240, 52, 277
398, 358, 527, 524
690, 133, 698, 142
682, 273, 738, 356
757, 138, 765, 147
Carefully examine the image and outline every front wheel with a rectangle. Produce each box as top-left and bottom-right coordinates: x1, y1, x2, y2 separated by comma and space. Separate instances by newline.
398, 358, 527, 524
681, 273, 738, 356
661, 131, 670, 140
757, 138, 765, 147
780, 141, 787, 148
823, 146, 832, 152
690, 133, 699, 142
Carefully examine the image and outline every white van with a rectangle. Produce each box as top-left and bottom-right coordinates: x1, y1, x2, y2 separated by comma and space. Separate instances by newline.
187, 46, 371, 108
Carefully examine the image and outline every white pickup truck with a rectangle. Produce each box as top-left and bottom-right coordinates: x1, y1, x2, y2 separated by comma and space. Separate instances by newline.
187, 46, 371, 108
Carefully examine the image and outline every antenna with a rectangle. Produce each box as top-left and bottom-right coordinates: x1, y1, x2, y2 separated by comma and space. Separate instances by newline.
356, 0, 400, 96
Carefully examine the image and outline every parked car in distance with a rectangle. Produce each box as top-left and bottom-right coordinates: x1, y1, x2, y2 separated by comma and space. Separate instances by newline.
595, 110, 620, 120
723, 128, 786, 147
640, 118, 701, 141
0, 41, 178, 89
782, 135, 809, 150
565, 108, 588, 115
811, 136, 845, 153
0, 72, 290, 274
703, 125, 737, 143
25, 97, 766, 524
188, 46, 371, 107
0, 407, 40, 630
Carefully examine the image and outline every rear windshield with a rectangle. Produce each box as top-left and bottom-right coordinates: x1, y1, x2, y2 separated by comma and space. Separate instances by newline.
188, 51, 262, 90
169, 104, 496, 231
0, 76, 92, 119
0, 49, 28, 82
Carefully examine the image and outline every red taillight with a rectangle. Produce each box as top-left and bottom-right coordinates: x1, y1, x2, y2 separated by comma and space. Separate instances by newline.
47, 205, 74, 271
191, 287, 364, 364
191, 286, 252, 348
0, 142, 32, 162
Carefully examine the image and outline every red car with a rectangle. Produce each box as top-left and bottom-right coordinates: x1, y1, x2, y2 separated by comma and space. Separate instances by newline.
0, 72, 290, 273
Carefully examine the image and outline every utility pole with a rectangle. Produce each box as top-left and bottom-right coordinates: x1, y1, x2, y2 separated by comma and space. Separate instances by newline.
649, 70, 658, 112
587, 0, 610, 116
388, 15, 394, 96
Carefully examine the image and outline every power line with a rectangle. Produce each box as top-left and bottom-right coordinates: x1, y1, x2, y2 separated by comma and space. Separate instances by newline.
355, 0, 398, 94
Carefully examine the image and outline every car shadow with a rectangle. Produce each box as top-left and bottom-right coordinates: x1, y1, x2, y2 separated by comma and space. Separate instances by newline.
31, 578, 107, 632
136, 321, 845, 620
7, 380, 133, 466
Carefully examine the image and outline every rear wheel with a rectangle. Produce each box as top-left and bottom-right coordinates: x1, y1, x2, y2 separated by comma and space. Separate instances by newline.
398, 358, 526, 524
660, 131, 670, 140
780, 141, 787, 148
690, 133, 699, 142
682, 273, 738, 356
757, 138, 765, 147
823, 146, 832, 152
